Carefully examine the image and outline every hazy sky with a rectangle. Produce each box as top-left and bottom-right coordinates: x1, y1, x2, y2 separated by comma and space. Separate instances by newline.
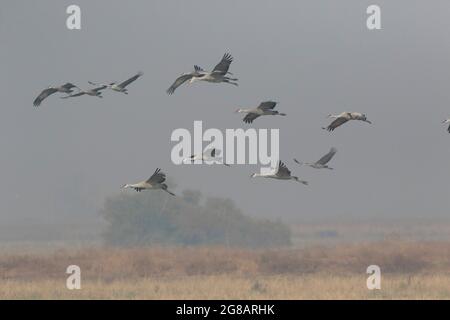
1, 0, 450, 228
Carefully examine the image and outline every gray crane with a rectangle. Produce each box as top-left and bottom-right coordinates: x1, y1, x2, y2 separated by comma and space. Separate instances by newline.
236, 101, 286, 124
33, 83, 78, 107
121, 168, 175, 196
294, 147, 337, 169
88, 72, 143, 94
251, 161, 308, 185
61, 85, 107, 99
167, 53, 237, 94
323, 112, 372, 131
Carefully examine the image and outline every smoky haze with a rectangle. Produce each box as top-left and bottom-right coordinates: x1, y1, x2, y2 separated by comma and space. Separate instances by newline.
1, 1, 450, 241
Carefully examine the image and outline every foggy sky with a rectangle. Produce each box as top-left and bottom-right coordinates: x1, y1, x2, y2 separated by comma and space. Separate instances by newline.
1, 0, 450, 231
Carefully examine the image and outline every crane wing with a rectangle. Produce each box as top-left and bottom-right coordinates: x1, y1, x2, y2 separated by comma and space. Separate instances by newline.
276, 161, 291, 177
324, 117, 349, 131
61, 91, 86, 98
257, 101, 277, 110
33, 88, 58, 107
316, 147, 337, 165
201, 148, 217, 158
93, 85, 107, 92
212, 53, 233, 75
194, 65, 205, 73
243, 113, 260, 124
166, 74, 194, 95
61, 83, 78, 90
146, 168, 166, 184
118, 72, 143, 88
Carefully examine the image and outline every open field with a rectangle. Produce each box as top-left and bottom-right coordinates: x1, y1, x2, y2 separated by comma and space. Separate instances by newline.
3, 274, 450, 299
1, 241, 450, 299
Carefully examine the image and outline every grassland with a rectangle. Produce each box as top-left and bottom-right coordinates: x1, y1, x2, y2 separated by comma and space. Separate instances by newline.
1, 241, 450, 299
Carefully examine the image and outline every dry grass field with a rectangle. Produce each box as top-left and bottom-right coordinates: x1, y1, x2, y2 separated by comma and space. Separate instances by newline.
1, 241, 450, 299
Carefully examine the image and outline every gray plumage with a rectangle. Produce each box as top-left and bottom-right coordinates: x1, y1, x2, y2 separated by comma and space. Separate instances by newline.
183, 148, 230, 166
251, 160, 308, 185
167, 53, 237, 95
323, 112, 372, 131
443, 119, 450, 133
236, 101, 286, 124
33, 83, 78, 107
294, 147, 337, 169
89, 72, 143, 94
122, 168, 175, 196
61, 85, 107, 99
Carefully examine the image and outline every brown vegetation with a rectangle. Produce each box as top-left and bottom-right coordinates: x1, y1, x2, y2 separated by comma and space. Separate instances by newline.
3, 274, 450, 299
1, 241, 450, 299
1, 241, 450, 281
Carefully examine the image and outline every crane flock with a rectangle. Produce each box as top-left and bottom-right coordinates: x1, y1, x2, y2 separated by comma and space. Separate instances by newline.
33, 72, 144, 105
32, 52, 449, 198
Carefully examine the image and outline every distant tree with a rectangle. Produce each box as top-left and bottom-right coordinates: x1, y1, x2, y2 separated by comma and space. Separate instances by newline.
100, 187, 290, 248
181, 189, 202, 206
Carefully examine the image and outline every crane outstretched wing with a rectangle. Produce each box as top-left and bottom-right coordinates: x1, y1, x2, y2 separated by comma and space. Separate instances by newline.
166, 74, 194, 95
257, 101, 277, 110
276, 161, 291, 177
33, 88, 58, 107
243, 113, 260, 124
147, 168, 167, 184
212, 53, 233, 75
61, 83, 78, 90
194, 65, 205, 72
324, 117, 349, 131
60, 91, 86, 98
316, 147, 337, 165
93, 85, 107, 92
118, 72, 143, 88
209, 148, 216, 157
